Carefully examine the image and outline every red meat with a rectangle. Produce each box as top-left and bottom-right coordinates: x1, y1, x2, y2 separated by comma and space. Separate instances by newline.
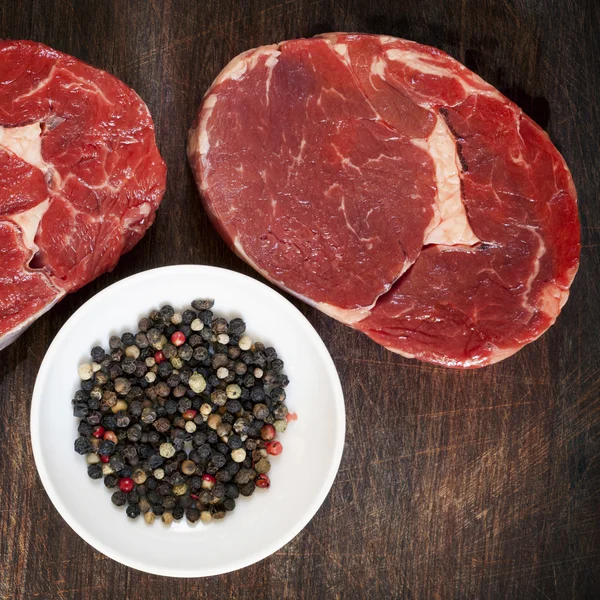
188, 33, 580, 367
0, 41, 166, 349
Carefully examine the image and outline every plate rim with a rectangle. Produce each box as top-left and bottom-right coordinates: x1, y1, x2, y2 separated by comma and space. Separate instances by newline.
30, 264, 346, 577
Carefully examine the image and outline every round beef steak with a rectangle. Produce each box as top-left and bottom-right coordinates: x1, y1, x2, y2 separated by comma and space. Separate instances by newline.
0, 40, 167, 349
188, 33, 580, 368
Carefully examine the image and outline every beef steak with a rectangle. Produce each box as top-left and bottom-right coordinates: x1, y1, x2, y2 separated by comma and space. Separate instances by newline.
0, 40, 166, 349
188, 33, 580, 368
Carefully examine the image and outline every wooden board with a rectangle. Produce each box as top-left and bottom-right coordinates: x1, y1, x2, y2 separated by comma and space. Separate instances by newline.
0, 0, 598, 598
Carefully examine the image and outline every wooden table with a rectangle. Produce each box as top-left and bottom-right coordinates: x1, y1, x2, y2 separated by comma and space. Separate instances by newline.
1, 1, 598, 598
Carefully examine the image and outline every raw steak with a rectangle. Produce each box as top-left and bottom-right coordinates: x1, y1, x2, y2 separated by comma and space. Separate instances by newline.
0, 40, 166, 350
188, 33, 580, 368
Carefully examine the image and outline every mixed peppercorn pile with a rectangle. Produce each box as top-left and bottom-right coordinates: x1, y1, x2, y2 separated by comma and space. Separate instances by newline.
73, 300, 295, 524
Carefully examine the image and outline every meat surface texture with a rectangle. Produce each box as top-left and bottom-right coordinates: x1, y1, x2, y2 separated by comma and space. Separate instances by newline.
188, 33, 580, 368
0, 40, 166, 349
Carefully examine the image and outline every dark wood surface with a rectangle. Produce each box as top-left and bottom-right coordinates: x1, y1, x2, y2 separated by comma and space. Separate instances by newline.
1, 0, 599, 598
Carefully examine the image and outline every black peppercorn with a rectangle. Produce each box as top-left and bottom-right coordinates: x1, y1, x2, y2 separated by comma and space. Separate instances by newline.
109, 456, 125, 472
111, 491, 127, 506
103, 474, 118, 488
223, 498, 236, 511
226, 461, 241, 475
101, 414, 117, 430
115, 411, 130, 428
239, 481, 256, 497
119, 466, 133, 478
211, 454, 227, 469
186, 507, 200, 523
78, 421, 94, 436
227, 434, 242, 449
189, 476, 202, 491
126, 504, 140, 519
127, 424, 142, 442
157, 482, 172, 496
170, 472, 185, 486
163, 496, 177, 510
98, 440, 116, 456
87, 464, 102, 479
216, 470, 232, 483
225, 483, 240, 499
74, 436, 92, 455
81, 380, 94, 392
138, 444, 152, 460
226, 399, 242, 414
178, 495, 192, 509
212, 482, 226, 498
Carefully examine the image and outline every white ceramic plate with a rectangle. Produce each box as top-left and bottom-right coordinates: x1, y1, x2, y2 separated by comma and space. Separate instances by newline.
31, 265, 345, 577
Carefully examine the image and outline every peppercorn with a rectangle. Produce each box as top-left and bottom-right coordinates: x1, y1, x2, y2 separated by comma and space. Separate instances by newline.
114, 377, 131, 396
87, 453, 100, 465
74, 436, 92, 455
253, 403, 269, 420
128, 490, 140, 505
98, 440, 116, 456
207, 414, 221, 430
256, 474, 270, 489
186, 507, 201, 523
109, 455, 125, 472
223, 498, 236, 511
161, 496, 176, 511
132, 468, 147, 485
239, 481, 256, 497
227, 434, 243, 449
266, 441, 283, 456
238, 335, 252, 351
154, 417, 170, 433
226, 399, 242, 414
171, 331, 186, 347
141, 407, 157, 424
242, 373, 255, 388
225, 461, 241, 475
155, 382, 170, 397
114, 411, 130, 428
123, 504, 140, 519
178, 344, 193, 361
87, 464, 103, 479
201, 474, 216, 490
81, 380, 94, 392
216, 469, 232, 483
255, 458, 271, 474
111, 491, 127, 506
162, 342, 177, 360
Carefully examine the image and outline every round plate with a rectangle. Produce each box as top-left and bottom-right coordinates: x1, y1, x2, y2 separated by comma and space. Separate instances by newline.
31, 265, 345, 577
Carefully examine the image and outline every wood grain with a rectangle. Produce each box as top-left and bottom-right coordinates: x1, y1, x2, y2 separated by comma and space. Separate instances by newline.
1, 0, 599, 598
